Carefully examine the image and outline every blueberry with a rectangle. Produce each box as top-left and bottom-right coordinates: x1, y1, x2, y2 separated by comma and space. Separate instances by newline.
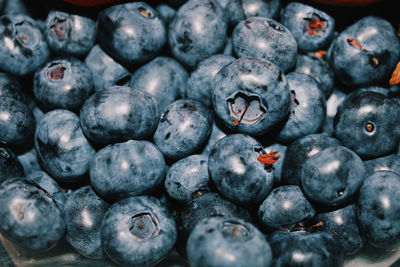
0, 178, 66, 251
80, 86, 159, 144
44, 11, 96, 57
334, 91, 400, 158
274, 72, 326, 143
17, 147, 42, 175
168, 0, 228, 68
364, 154, 400, 176
322, 88, 347, 136
0, 14, 49, 76
165, 154, 211, 203
35, 109, 95, 183
329, 16, 400, 87
129, 56, 188, 112
33, 57, 93, 111
201, 121, 227, 155
0, 143, 24, 182
186, 54, 235, 107
258, 185, 315, 229
269, 229, 344, 267
263, 142, 287, 185
0, 96, 35, 146
212, 57, 291, 135
0, 72, 27, 104
301, 145, 366, 206
281, 133, 340, 185
208, 134, 274, 205
315, 204, 364, 255
280, 2, 335, 52
64, 185, 110, 259
101, 196, 177, 266
357, 171, 400, 248
90, 140, 166, 200
84, 44, 131, 93
97, 2, 166, 67
153, 99, 213, 161
187, 217, 273, 267
155, 4, 176, 25
294, 54, 335, 98
232, 17, 297, 73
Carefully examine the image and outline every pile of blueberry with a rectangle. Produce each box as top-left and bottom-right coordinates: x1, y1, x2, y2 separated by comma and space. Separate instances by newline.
0, 0, 400, 266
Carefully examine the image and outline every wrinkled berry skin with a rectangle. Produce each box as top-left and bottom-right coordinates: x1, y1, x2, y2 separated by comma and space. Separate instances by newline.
208, 134, 274, 205
97, 2, 166, 67
129, 56, 188, 112
275, 72, 326, 143
165, 154, 211, 203
35, 109, 95, 183
85, 45, 131, 93
294, 54, 335, 98
90, 140, 166, 200
33, 57, 93, 111
258, 185, 315, 229
45, 11, 96, 57
80, 86, 159, 144
64, 186, 110, 259
281, 133, 340, 185
0, 72, 27, 104
187, 217, 273, 267
187, 54, 235, 108
213, 57, 291, 136
0, 144, 24, 182
153, 99, 213, 161
302, 145, 365, 206
315, 204, 364, 255
101, 196, 177, 266
364, 154, 400, 176
357, 171, 400, 248
269, 230, 344, 267
334, 91, 400, 158
280, 2, 335, 52
329, 16, 400, 87
0, 14, 49, 76
232, 17, 297, 73
0, 96, 35, 145
0, 178, 66, 251
168, 0, 228, 68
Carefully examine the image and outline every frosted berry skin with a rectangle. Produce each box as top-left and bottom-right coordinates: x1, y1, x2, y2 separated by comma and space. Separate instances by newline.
0, 72, 27, 104
213, 57, 291, 136
64, 186, 110, 259
329, 16, 400, 87
35, 109, 95, 183
0, 14, 49, 76
186, 54, 235, 108
280, 2, 335, 52
0, 144, 24, 183
187, 217, 273, 267
33, 57, 93, 111
258, 185, 316, 229
334, 91, 400, 158
44, 11, 96, 57
357, 171, 400, 248
168, 0, 228, 68
275, 72, 326, 144
0, 178, 66, 251
80, 86, 159, 144
0, 96, 35, 146
232, 17, 297, 73
153, 99, 213, 161
90, 140, 166, 201
101, 196, 177, 266
97, 2, 166, 67
129, 56, 188, 112
301, 145, 366, 206
315, 204, 364, 255
208, 134, 274, 206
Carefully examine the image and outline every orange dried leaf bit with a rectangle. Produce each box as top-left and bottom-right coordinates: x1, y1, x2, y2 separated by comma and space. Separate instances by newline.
347, 38, 363, 50
257, 150, 280, 166
306, 17, 326, 36
314, 50, 327, 58
390, 61, 400, 86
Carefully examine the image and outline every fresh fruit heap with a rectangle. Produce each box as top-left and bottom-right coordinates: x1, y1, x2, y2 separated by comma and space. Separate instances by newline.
0, 0, 400, 266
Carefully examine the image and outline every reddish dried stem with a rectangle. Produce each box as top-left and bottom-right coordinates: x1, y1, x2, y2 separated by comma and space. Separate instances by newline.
257, 150, 280, 166
232, 102, 250, 126
347, 38, 363, 50
390, 61, 400, 86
